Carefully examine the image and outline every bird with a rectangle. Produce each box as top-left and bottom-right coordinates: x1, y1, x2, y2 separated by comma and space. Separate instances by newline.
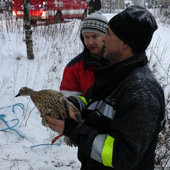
15, 87, 81, 146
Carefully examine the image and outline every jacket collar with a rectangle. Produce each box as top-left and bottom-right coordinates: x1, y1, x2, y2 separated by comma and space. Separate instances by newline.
83, 50, 110, 70
94, 52, 148, 81
85, 52, 148, 101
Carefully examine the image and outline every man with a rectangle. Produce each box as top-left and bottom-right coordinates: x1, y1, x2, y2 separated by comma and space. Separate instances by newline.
46, 6, 165, 170
60, 12, 109, 97
88, 0, 101, 14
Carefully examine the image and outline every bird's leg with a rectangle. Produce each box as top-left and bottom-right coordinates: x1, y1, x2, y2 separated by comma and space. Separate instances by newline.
51, 134, 63, 144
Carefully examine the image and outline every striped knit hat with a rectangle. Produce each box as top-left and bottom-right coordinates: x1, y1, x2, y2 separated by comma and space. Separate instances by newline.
81, 12, 108, 36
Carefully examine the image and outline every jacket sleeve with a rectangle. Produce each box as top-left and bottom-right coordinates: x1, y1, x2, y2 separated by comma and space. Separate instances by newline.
60, 65, 82, 97
63, 118, 99, 155
63, 116, 114, 167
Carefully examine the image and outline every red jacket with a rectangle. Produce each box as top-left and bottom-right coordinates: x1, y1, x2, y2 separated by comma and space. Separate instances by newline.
60, 53, 95, 97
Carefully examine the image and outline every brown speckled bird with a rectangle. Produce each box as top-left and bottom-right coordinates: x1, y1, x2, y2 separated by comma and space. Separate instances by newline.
15, 87, 81, 146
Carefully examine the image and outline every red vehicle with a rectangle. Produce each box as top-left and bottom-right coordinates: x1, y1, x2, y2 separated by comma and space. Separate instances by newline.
12, 0, 88, 23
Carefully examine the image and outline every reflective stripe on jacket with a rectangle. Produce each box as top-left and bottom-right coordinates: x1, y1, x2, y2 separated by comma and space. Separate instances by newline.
87, 100, 115, 167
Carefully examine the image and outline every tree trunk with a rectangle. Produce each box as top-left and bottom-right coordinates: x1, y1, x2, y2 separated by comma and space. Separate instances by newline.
23, 0, 34, 60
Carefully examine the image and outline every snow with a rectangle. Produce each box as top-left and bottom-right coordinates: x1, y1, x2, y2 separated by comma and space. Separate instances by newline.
0, 13, 170, 169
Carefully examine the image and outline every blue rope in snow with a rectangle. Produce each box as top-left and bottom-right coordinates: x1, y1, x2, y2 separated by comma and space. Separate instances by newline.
30, 142, 61, 149
0, 103, 25, 114
0, 114, 26, 138
0, 103, 26, 139
12, 103, 25, 116
0, 103, 61, 148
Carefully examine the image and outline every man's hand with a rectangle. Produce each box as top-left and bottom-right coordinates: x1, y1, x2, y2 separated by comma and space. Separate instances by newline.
45, 105, 77, 134
45, 116, 64, 134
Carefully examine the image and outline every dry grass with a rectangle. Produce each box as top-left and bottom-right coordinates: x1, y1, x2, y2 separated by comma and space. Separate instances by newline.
147, 39, 170, 169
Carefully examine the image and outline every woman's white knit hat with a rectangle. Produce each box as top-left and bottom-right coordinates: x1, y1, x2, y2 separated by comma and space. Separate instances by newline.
81, 12, 108, 36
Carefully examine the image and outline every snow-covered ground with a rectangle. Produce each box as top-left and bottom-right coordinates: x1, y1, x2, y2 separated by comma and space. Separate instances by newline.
0, 13, 170, 169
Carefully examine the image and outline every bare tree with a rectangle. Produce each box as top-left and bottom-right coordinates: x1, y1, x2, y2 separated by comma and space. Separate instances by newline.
23, 0, 34, 59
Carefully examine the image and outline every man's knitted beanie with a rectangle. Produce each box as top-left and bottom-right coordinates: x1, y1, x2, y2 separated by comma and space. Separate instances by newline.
109, 5, 158, 52
81, 12, 108, 36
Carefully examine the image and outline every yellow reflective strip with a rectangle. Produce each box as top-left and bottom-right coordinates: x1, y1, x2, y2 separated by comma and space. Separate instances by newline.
78, 96, 88, 105
101, 135, 114, 168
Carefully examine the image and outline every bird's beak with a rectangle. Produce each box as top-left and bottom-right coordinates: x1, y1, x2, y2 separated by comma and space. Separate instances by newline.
15, 94, 20, 97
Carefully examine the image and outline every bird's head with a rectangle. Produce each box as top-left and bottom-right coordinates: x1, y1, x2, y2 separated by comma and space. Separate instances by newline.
15, 87, 33, 97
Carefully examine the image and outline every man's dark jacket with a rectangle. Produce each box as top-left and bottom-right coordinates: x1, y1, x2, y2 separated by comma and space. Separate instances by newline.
64, 52, 165, 170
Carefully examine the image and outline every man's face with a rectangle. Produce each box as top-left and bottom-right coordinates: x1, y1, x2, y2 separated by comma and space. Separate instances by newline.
83, 32, 105, 57
103, 27, 123, 63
